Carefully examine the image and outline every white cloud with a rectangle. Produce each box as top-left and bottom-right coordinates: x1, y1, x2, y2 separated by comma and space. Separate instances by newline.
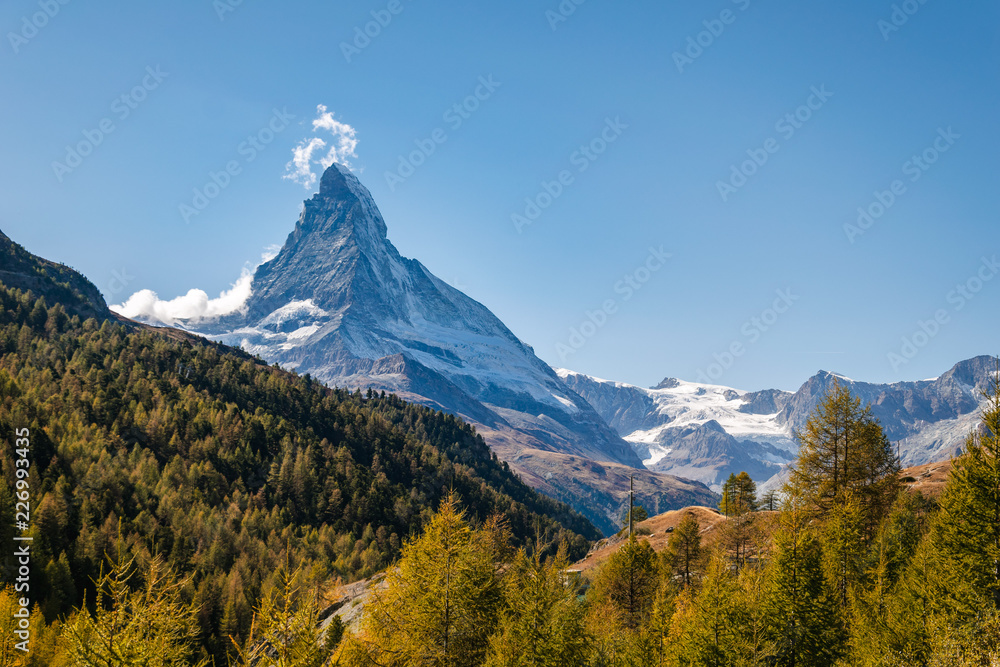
111, 270, 254, 327
283, 105, 358, 189
261, 243, 282, 263
110, 246, 278, 327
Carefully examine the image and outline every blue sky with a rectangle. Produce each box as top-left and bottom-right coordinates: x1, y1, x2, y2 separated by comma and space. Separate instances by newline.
1, 0, 997, 391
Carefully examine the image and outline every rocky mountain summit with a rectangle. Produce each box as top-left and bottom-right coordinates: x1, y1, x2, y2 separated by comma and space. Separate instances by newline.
560, 356, 996, 492
128, 164, 714, 534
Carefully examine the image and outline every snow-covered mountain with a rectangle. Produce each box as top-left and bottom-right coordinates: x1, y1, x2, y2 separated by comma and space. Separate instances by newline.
560, 356, 997, 492
557, 370, 797, 490
775, 357, 997, 465
118, 163, 716, 535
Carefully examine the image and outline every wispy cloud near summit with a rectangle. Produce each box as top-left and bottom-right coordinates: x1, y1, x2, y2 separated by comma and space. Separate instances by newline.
283, 105, 358, 189
110, 247, 279, 327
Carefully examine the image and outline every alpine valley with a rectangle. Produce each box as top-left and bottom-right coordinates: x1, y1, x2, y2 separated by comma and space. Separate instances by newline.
115, 163, 992, 528
116, 164, 715, 535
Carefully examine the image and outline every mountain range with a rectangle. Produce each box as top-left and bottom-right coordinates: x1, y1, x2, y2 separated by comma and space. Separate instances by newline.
104, 162, 991, 527
560, 356, 996, 491
117, 164, 715, 534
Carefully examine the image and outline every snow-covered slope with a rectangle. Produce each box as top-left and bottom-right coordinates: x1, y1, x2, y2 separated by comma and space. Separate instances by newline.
557, 370, 796, 489
775, 359, 997, 466
118, 163, 714, 536
560, 357, 997, 492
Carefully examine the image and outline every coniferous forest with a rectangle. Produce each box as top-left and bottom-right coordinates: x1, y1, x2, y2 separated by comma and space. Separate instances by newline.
0, 282, 593, 665
1, 267, 999, 665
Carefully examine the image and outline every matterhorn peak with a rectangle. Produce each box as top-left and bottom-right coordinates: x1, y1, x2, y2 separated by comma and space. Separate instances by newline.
297, 162, 388, 246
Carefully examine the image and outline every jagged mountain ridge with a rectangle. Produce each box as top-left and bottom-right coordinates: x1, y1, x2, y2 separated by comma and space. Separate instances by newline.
559, 356, 997, 491
154, 163, 712, 535
209, 164, 638, 466
557, 370, 796, 489
776, 358, 998, 464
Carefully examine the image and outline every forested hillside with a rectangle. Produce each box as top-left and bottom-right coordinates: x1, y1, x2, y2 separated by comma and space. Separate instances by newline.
332, 380, 1000, 666
0, 281, 596, 664
0, 231, 111, 322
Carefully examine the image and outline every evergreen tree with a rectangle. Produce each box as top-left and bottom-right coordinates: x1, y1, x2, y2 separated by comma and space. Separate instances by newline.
591, 536, 659, 630
761, 489, 780, 512
765, 505, 844, 666
819, 491, 865, 611
787, 382, 901, 538
647, 580, 677, 667
337, 494, 506, 666
620, 505, 649, 533
483, 546, 588, 667
720, 473, 739, 518
661, 514, 702, 588
230, 559, 331, 667
670, 551, 741, 665
720, 472, 758, 517
934, 370, 1000, 614
63, 548, 206, 667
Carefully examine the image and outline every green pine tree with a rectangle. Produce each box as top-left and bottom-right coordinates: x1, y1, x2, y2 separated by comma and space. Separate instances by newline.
661, 513, 702, 588
336, 494, 507, 667
483, 546, 588, 667
787, 382, 901, 539
230, 559, 330, 667
671, 551, 742, 666
591, 536, 659, 630
934, 370, 1000, 613
765, 504, 845, 667
63, 548, 206, 667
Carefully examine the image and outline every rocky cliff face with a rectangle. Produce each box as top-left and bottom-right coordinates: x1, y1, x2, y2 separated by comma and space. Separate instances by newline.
559, 369, 796, 490
776, 358, 996, 465
562, 357, 997, 492
140, 163, 712, 535
206, 164, 639, 468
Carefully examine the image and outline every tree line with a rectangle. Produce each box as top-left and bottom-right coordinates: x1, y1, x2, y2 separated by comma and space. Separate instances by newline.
2, 277, 999, 665
0, 284, 594, 665
326, 380, 1000, 666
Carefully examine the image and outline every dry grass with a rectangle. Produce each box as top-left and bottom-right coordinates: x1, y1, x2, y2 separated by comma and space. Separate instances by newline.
570, 506, 730, 576
901, 459, 953, 499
